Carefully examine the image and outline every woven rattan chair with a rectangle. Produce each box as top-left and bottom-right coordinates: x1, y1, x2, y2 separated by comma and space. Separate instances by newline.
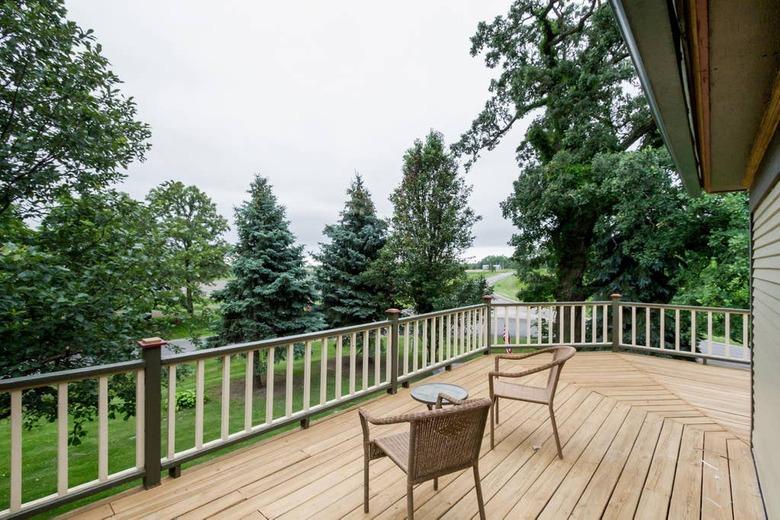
488, 346, 576, 457
359, 394, 491, 520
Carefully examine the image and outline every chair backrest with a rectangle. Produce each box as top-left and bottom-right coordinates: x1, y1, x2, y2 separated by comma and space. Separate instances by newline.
546, 346, 576, 396
407, 398, 491, 482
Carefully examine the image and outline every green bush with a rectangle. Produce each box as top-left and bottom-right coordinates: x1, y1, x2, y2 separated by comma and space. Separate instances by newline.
175, 389, 197, 411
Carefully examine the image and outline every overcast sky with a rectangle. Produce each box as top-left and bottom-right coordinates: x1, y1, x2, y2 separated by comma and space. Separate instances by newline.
66, 0, 528, 261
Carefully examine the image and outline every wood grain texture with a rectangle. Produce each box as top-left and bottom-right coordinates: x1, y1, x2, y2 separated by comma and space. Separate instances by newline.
69, 352, 763, 520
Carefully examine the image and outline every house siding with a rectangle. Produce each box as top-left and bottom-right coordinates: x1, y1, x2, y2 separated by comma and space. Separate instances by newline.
750, 130, 780, 519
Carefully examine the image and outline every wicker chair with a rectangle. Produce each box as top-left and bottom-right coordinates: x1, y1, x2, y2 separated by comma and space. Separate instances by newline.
359, 394, 491, 520
488, 346, 576, 457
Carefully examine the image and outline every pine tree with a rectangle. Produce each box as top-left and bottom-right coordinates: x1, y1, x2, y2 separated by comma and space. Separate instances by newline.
315, 174, 388, 327
216, 175, 321, 351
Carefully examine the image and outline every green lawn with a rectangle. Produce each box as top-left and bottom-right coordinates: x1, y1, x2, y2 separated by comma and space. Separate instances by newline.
464, 268, 513, 281
0, 334, 473, 515
492, 274, 524, 301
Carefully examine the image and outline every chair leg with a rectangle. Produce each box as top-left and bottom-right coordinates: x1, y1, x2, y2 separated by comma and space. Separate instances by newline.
407, 481, 414, 520
473, 464, 486, 520
549, 403, 563, 459
495, 397, 500, 424
364, 457, 369, 512
489, 398, 495, 449
433, 477, 438, 491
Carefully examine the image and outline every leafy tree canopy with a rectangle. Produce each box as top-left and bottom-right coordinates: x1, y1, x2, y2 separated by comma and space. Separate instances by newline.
458, 0, 747, 305
0, 191, 158, 440
0, 0, 150, 218
380, 130, 480, 313
315, 174, 388, 327
147, 181, 230, 316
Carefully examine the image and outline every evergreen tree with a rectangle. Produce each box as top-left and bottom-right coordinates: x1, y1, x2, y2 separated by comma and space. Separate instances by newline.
216, 175, 321, 353
315, 174, 388, 327
383, 130, 479, 313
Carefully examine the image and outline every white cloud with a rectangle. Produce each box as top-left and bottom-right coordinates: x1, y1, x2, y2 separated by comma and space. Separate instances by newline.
66, 0, 526, 260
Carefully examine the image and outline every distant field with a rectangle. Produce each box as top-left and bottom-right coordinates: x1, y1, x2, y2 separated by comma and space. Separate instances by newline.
464, 269, 513, 280
493, 274, 523, 301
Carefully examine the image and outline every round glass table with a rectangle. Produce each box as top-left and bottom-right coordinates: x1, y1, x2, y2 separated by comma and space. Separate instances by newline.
410, 382, 469, 410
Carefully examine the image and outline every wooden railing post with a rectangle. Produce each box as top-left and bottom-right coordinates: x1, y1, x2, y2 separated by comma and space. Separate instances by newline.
138, 337, 166, 488
483, 295, 493, 354
610, 294, 622, 352
386, 309, 400, 394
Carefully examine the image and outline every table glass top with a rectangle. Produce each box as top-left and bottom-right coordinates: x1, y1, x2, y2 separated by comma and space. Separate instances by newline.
410, 382, 469, 403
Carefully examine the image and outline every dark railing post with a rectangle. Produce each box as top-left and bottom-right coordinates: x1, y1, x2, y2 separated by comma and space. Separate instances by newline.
483, 295, 493, 355
610, 294, 622, 352
138, 337, 165, 488
386, 309, 400, 394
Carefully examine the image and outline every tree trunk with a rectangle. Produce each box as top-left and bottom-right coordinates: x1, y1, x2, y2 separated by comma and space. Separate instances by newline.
185, 286, 194, 317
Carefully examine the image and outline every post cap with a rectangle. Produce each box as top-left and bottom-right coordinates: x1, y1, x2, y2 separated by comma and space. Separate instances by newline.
385, 308, 401, 317
482, 294, 494, 303
138, 337, 167, 349
610, 293, 622, 300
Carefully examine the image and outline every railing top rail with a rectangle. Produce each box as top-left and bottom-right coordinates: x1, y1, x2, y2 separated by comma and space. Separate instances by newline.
492, 301, 612, 307
162, 319, 391, 365
0, 359, 145, 392
619, 301, 750, 314
397, 303, 484, 323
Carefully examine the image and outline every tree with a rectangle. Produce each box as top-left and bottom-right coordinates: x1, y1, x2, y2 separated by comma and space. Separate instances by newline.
584, 148, 747, 303
456, 1, 660, 302
384, 130, 479, 313
0, 0, 150, 218
315, 174, 388, 327
216, 174, 321, 349
0, 191, 158, 441
147, 181, 230, 316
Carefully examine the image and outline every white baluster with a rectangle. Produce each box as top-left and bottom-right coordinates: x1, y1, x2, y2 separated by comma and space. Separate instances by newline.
98, 376, 108, 481
362, 330, 369, 389
221, 355, 231, 439
321, 337, 329, 405
167, 365, 176, 459
136, 369, 145, 468
57, 383, 68, 495
245, 351, 254, 431
335, 336, 343, 399
195, 359, 204, 447
10, 390, 22, 512
266, 348, 275, 423
303, 341, 311, 411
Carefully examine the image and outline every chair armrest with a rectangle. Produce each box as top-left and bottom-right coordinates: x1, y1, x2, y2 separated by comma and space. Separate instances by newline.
489, 358, 560, 379
435, 392, 467, 408
494, 347, 559, 373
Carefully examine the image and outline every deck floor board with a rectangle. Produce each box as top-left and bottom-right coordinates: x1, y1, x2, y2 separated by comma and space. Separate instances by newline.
64, 351, 762, 519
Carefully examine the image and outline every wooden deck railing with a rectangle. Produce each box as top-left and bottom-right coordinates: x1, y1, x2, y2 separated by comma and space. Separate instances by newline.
0, 296, 749, 518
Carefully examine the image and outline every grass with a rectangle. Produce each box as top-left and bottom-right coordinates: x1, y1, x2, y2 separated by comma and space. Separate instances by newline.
464, 269, 513, 281
0, 334, 468, 516
492, 274, 524, 301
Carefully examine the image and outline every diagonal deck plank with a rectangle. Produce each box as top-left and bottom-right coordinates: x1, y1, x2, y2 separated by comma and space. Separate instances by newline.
64, 351, 763, 520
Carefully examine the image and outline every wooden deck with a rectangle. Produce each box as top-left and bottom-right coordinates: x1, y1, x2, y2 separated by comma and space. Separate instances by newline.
67, 352, 764, 519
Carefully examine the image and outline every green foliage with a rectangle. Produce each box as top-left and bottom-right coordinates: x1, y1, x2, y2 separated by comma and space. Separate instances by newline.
175, 389, 197, 411
0, 0, 150, 218
377, 130, 479, 313
670, 193, 750, 309
147, 181, 230, 315
0, 191, 158, 439
216, 174, 322, 367
459, 1, 747, 305
432, 275, 492, 310
315, 174, 388, 327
